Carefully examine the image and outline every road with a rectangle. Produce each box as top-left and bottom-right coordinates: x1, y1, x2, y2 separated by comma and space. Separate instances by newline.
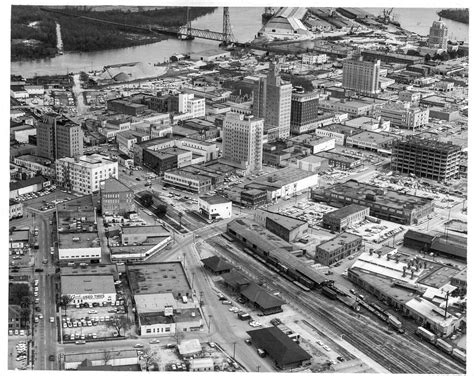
31, 212, 58, 371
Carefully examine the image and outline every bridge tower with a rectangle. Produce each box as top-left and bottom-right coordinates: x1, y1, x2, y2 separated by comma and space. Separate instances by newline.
181, 7, 194, 40
222, 7, 235, 45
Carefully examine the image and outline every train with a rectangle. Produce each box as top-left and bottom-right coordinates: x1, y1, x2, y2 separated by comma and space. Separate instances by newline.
416, 327, 466, 364
369, 302, 405, 333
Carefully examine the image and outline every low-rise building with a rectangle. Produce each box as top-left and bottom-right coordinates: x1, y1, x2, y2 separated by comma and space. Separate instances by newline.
100, 178, 135, 216
201, 256, 232, 275
9, 199, 23, 220
254, 209, 308, 242
197, 195, 232, 220
240, 189, 267, 208
315, 123, 364, 145
143, 148, 193, 175
322, 204, 370, 232
315, 232, 363, 265
60, 274, 116, 306
314, 151, 361, 170
164, 168, 212, 194
296, 154, 330, 173
380, 103, 429, 130
10, 175, 48, 199
311, 180, 434, 225
12, 154, 55, 178
345, 130, 395, 154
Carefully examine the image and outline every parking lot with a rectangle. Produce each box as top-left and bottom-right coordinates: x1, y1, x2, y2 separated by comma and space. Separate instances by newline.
11, 186, 77, 213
8, 338, 30, 370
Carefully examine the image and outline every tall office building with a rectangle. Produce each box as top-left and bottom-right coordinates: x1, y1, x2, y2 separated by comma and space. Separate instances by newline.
391, 137, 461, 181
222, 113, 264, 174
342, 56, 381, 96
290, 91, 320, 134
252, 61, 292, 141
37, 113, 83, 161
428, 20, 448, 50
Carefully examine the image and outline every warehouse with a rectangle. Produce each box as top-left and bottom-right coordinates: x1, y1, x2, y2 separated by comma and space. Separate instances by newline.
240, 283, 284, 315
315, 232, 363, 266
60, 274, 116, 306
254, 209, 308, 242
311, 180, 434, 225
322, 204, 369, 232
247, 327, 311, 370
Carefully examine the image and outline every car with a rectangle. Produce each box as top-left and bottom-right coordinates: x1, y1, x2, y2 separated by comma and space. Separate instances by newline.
221, 300, 232, 305
149, 339, 160, 344
323, 345, 331, 352
337, 356, 345, 362
38, 314, 43, 319
134, 344, 144, 349
50, 317, 55, 323
75, 340, 86, 345
88, 310, 97, 314
49, 355, 55, 361
244, 339, 252, 345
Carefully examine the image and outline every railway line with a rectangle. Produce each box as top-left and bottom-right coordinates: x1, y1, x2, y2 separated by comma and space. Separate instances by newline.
206, 235, 465, 374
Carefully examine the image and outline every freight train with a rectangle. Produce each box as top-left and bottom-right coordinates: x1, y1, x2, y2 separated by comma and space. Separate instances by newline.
416, 327, 466, 364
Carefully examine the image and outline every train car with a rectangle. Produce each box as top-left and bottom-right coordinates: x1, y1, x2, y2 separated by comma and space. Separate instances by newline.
293, 281, 311, 292
435, 338, 453, 354
416, 327, 436, 344
387, 315, 405, 333
322, 286, 338, 300
452, 348, 466, 363
370, 303, 385, 314
221, 233, 235, 242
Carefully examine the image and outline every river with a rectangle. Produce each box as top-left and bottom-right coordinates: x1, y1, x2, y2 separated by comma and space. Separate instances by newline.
11, 7, 468, 78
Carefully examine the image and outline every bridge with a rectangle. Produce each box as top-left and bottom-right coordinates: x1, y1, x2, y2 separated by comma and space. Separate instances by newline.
41, 7, 236, 45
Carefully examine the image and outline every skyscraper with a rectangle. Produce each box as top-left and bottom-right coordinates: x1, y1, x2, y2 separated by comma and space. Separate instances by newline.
37, 113, 83, 161
342, 56, 381, 96
290, 91, 320, 135
222, 113, 263, 174
252, 61, 292, 141
428, 20, 448, 50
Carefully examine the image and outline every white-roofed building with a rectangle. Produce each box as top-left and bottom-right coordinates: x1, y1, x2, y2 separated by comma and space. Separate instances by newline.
258, 7, 312, 40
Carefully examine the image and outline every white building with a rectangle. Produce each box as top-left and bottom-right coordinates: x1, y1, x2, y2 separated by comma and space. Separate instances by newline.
56, 154, 118, 194
58, 232, 102, 262
302, 53, 327, 65
222, 113, 264, 174
198, 196, 232, 220
179, 93, 206, 119
380, 103, 429, 130
60, 274, 116, 306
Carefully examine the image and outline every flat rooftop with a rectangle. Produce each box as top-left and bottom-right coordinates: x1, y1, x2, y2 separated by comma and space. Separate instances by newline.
323, 204, 368, 220
58, 232, 100, 249
319, 123, 365, 136
346, 130, 395, 145
317, 232, 362, 253
246, 167, 316, 190
58, 153, 116, 167
60, 263, 117, 277
315, 179, 433, 211
127, 262, 191, 296
122, 225, 170, 237
316, 151, 361, 164
393, 137, 462, 153
199, 195, 230, 205
165, 168, 212, 182
261, 210, 307, 231
61, 274, 116, 295
101, 177, 133, 193
14, 154, 53, 165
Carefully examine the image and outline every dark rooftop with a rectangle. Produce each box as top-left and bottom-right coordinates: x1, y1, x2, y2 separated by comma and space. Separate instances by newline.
323, 204, 368, 220
201, 256, 233, 273
241, 283, 284, 309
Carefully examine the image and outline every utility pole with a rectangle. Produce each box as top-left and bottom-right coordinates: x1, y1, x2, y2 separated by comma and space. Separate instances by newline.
233, 342, 236, 359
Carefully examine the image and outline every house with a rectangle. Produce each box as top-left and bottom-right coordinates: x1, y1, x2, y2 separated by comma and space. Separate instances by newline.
201, 256, 232, 275
188, 358, 214, 372
247, 326, 312, 370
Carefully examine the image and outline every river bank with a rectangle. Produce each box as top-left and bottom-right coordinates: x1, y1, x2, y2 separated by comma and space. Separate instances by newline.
437, 9, 469, 25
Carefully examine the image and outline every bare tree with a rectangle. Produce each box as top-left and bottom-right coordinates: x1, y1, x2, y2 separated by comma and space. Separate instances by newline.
106, 315, 130, 337
102, 349, 114, 366
60, 295, 73, 316
142, 346, 160, 371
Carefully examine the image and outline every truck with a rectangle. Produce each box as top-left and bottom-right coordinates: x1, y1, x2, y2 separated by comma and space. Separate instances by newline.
182, 296, 188, 304
435, 338, 453, 354
416, 327, 436, 344
238, 312, 251, 321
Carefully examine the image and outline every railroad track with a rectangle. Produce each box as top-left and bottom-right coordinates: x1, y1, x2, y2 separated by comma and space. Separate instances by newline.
207, 235, 465, 374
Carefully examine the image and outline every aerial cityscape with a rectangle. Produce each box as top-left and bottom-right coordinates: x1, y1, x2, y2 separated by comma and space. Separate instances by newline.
9, 5, 468, 374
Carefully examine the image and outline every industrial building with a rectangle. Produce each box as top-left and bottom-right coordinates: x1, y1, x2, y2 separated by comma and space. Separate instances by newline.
100, 178, 135, 216
247, 327, 312, 370
342, 56, 381, 96
403, 230, 467, 261
311, 180, 434, 225
322, 204, 370, 232
391, 137, 462, 182
60, 274, 116, 306
257, 7, 312, 41
348, 249, 465, 336
254, 209, 308, 242
315, 232, 363, 266
222, 113, 264, 174
110, 225, 172, 263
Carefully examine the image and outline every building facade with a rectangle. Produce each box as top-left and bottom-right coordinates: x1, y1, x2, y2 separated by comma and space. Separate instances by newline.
100, 178, 135, 216
381, 103, 429, 130
322, 204, 370, 232
56, 154, 118, 194
428, 20, 448, 50
198, 196, 232, 220
222, 113, 264, 174
253, 61, 292, 141
315, 232, 363, 265
290, 91, 319, 135
37, 113, 83, 161
391, 137, 461, 181
342, 56, 381, 96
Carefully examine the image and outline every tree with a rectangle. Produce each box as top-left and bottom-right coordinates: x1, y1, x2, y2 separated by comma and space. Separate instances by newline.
424, 54, 432, 62
154, 204, 167, 217
102, 349, 114, 365
106, 315, 130, 337
142, 346, 160, 371
140, 192, 153, 208
60, 295, 73, 317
